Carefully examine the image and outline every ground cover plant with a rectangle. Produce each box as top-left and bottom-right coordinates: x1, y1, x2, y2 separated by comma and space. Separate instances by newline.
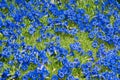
0, 0, 120, 80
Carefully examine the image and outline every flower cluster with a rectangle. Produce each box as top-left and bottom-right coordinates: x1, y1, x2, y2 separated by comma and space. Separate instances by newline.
0, 0, 120, 80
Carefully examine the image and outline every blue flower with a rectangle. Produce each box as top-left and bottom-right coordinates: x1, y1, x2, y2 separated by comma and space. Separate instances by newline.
69, 0, 76, 4
58, 48, 68, 56
15, 0, 25, 5
0, 19, 3, 28
42, 68, 49, 78
36, 37, 42, 42
2, 68, 10, 78
69, 51, 74, 56
0, 1, 8, 8
51, 75, 58, 80
69, 62, 75, 68
91, 66, 100, 75
40, 27, 46, 34
77, 9, 85, 15
87, 50, 93, 57
61, 66, 69, 75
113, 35, 119, 45
94, 0, 99, 5
47, 47, 54, 55
0, 61, 3, 68
28, 26, 36, 35
55, 36, 60, 42
88, 31, 95, 39
74, 36, 78, 41
73, 58, 80, 68
63, 21, 68, 27
9, 4, 15, 12
62, 58, 69, 67
41, 34, 47, 39
92, 40, 98, 48
13, 70, 21, 78
101, 72, 118, 80
1, 30, 9, 37
86, 4, 90, 7
51, 10, 59, 16
58, 69, 64, 78
105, 35, 111, 42
8, 60, 14, 66
29, 71, 38, 80
13, 14, 22, 22
96, 32, 103, 39
21, 64, 28, 71
22, 75, 29, 80
48, 18, 53, 24
27, 13, 34, 21
68, 28, 78, 35
101, 35, 106, 41
0, 12, 6, 19
66, 75, 75, 80
70, 42, 81, 51
80, 49, 86, 55
2, 50, 11, 58
20, 36, 25, 41
0, 40, 2, 46
23, 55, 30, 64
58, 15, 65, 20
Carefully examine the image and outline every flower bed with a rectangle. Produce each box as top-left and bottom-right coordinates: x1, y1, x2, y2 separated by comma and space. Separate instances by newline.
0, 0, 120, 80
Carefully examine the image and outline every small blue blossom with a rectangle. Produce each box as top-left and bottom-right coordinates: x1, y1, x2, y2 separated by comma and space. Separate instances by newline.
36, 37, 42, 42
92, 40, 98, 48
51, 75, 58, 80
0, 40, 2, 46
13, 70, 21, 78
58, 69, 64, 78
87, 50, 93, 57
2, 68, 10, 79
21, 64, 28, 71
66, 75, 74, 80
8, 60, 14, 66
22, 75, 29, 80
0, 61, 3, 68
28, 26, 36, 35
88, 31, 95, 39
